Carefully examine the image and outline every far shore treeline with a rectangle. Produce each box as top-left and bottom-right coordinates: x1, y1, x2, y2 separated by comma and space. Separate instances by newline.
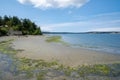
0, 15, 42, 36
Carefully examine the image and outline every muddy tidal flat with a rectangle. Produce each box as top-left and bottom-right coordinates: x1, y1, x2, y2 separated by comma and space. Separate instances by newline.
0, 36, 120, 80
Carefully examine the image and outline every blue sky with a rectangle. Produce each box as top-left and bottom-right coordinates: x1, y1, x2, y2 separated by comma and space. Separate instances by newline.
0, 0, 120, 32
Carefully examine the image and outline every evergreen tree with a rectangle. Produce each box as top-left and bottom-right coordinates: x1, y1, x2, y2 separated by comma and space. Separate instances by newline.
0, 15, 42, 36
0, 16, 3, 26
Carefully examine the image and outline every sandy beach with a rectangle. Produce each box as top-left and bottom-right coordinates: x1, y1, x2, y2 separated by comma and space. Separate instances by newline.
1, 35, 120, 67
12, 35, 120, 67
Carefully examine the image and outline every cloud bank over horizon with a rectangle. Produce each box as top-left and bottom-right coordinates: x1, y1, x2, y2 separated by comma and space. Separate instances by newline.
17, 0, 89, 9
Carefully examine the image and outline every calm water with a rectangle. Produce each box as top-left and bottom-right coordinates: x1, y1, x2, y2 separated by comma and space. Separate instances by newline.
49, 34, 120, 54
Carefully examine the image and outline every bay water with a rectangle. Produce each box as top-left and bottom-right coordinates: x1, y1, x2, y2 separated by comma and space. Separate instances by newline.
49, 34, 120, 54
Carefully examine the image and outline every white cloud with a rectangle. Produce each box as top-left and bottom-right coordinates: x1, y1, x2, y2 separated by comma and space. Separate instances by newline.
17, 0, 89, 9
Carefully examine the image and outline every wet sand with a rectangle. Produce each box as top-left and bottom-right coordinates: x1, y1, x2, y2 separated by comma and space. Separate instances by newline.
1, 36, 120, 67
12, 35, 120, 67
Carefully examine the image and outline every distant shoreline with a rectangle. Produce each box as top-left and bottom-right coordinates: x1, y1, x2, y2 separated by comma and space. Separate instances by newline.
42, 31, 120, 34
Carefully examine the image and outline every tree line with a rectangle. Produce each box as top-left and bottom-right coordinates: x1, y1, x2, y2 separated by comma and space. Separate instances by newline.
0, 15, 42, 36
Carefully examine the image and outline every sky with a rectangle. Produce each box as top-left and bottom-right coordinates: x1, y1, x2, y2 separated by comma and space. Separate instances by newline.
0, 0, 120, 32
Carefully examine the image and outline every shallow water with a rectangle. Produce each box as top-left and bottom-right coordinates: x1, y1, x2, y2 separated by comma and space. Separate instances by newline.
0, 52, 14, 79
49, 34, 120, 54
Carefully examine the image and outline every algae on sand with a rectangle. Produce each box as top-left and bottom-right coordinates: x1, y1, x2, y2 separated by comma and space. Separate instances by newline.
46, 36, 62, 43
46, 36, 70, 46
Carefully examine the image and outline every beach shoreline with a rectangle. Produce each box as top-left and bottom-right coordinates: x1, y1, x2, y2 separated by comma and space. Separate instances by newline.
1, 35, 120, 67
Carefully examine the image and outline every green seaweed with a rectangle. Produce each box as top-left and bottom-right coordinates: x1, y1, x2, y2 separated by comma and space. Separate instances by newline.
0, 39, 17, 55
46, 36, 62, 43
64, 69, 71, 76
36, 72, 47, 80
46, 36, 70, 46
25, 71, 34, 78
